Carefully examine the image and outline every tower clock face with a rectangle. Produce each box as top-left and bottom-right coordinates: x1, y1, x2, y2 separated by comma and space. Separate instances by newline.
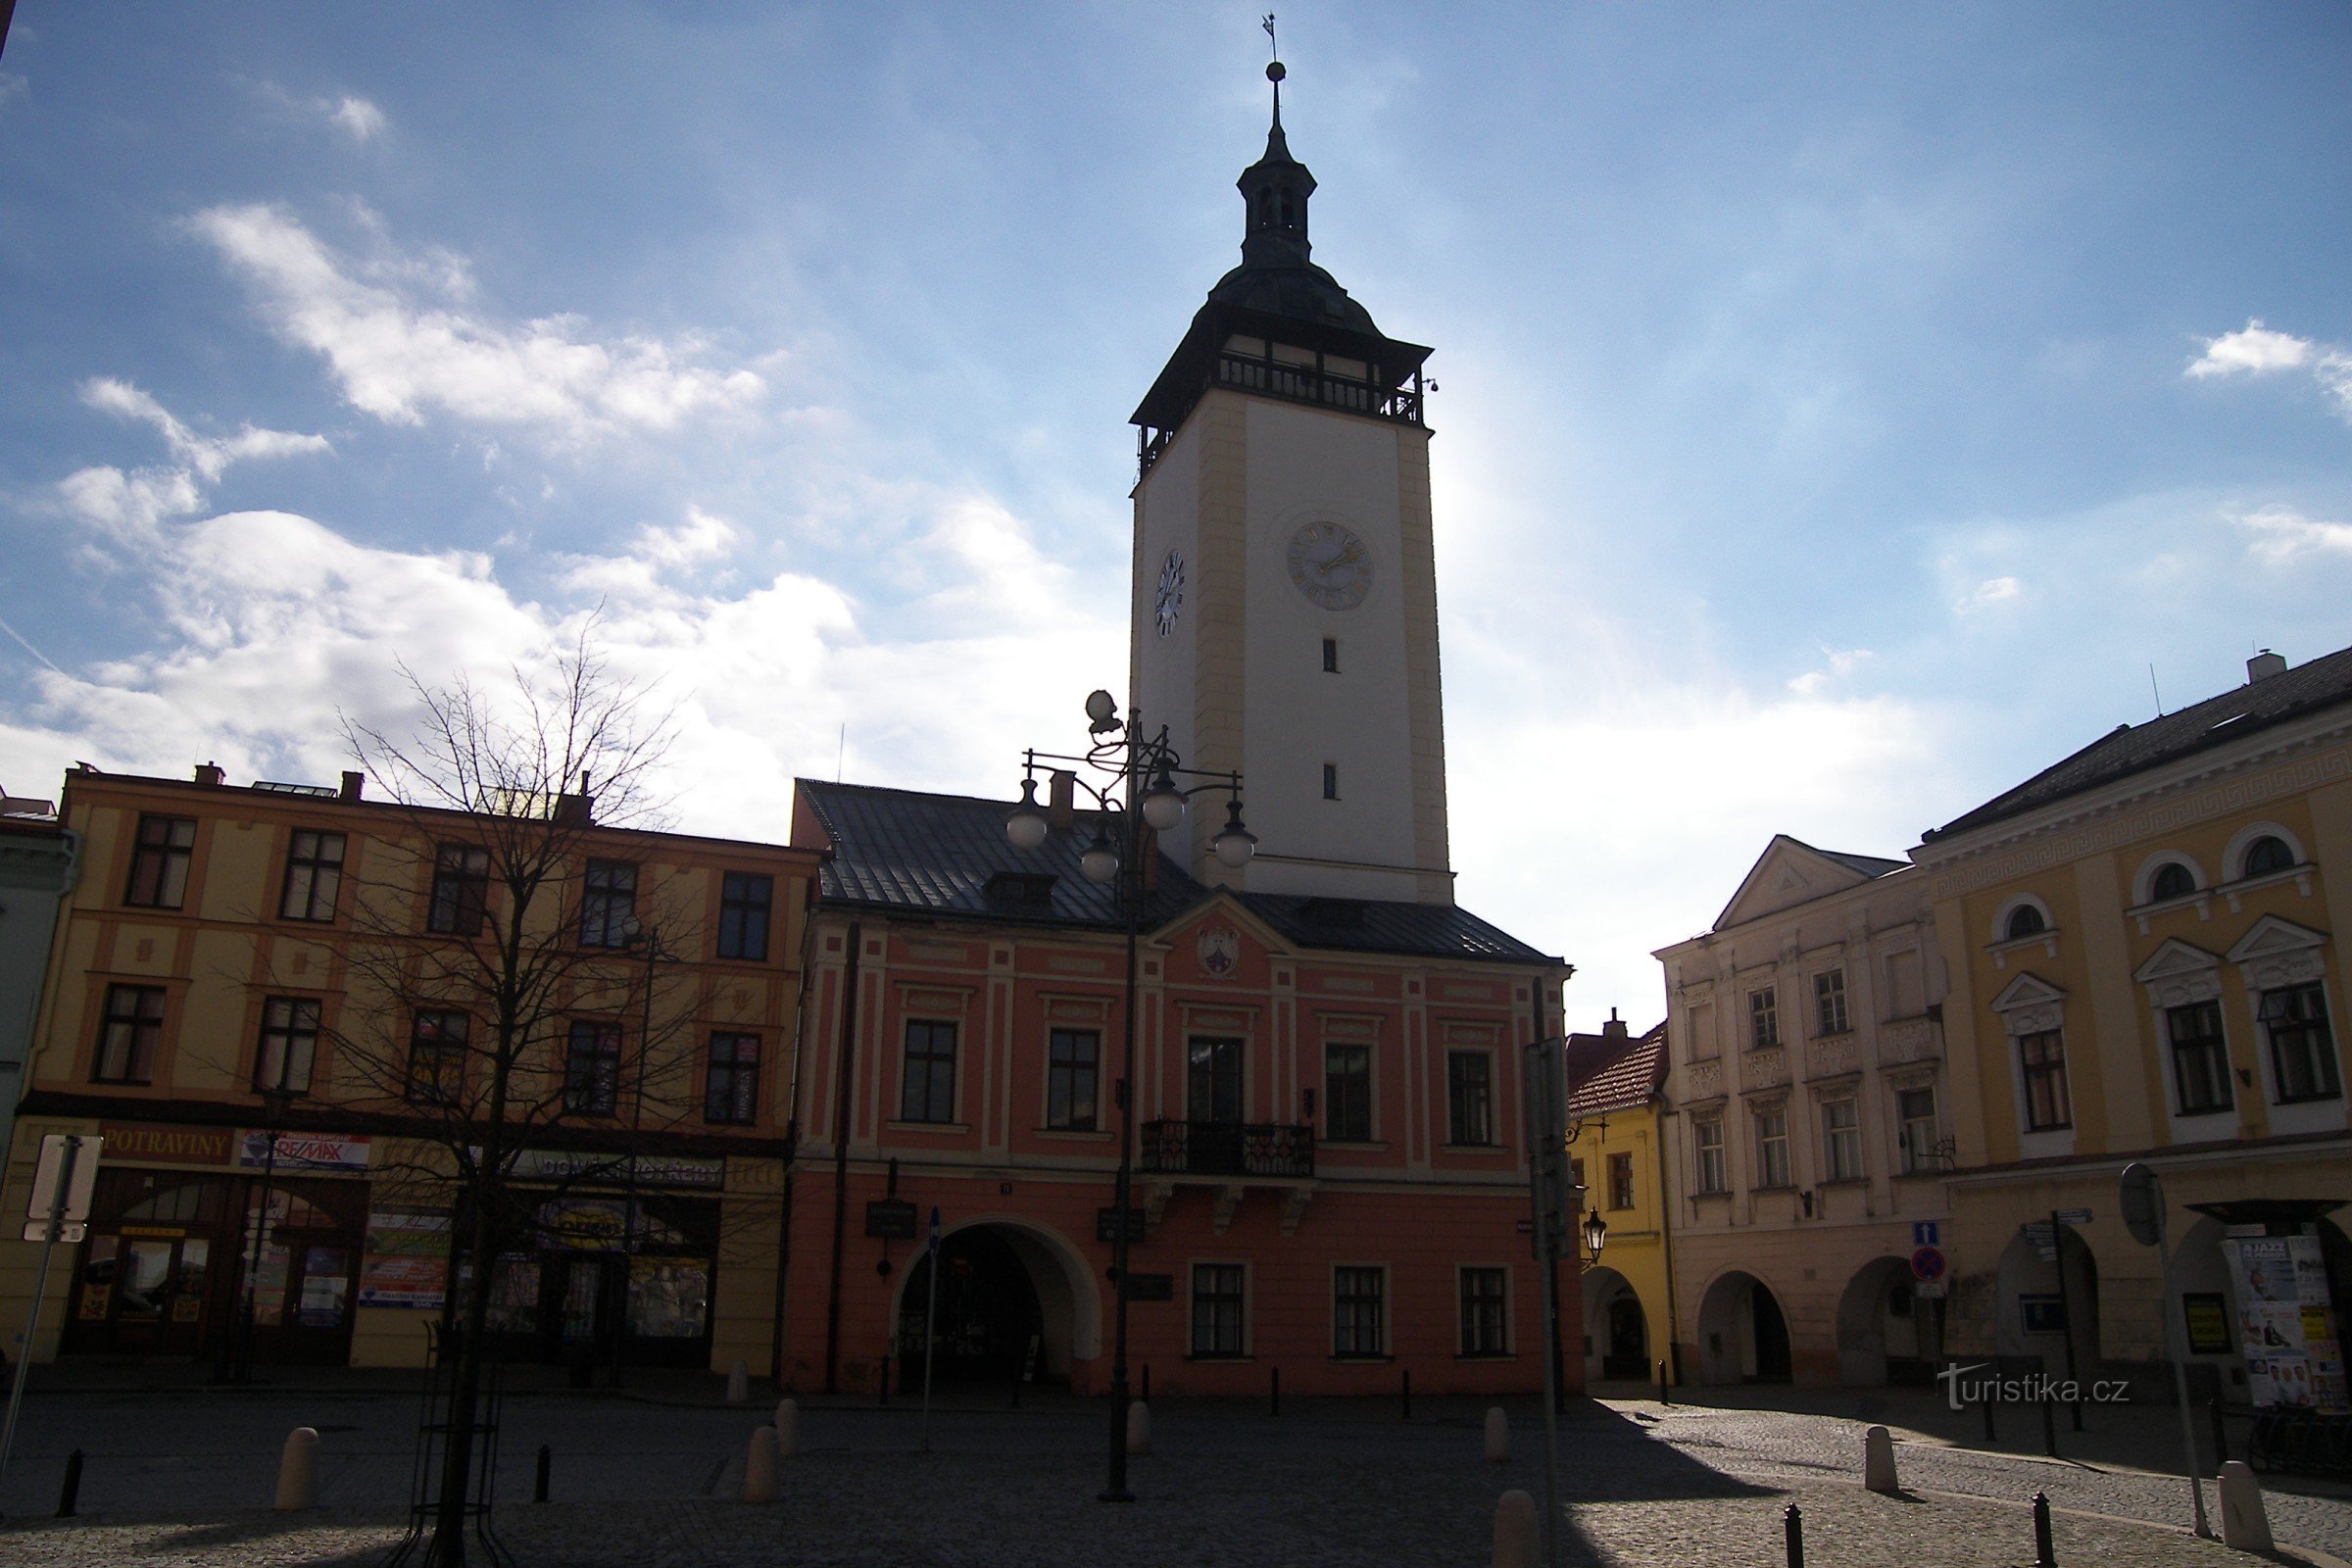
1155, 549, 1186, 636
1286, 519, 1372, 611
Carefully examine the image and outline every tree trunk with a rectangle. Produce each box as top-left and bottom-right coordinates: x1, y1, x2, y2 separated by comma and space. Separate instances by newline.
428, 1175, 501, 1565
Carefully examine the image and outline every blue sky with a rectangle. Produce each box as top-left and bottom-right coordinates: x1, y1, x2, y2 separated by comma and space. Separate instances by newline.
2, 4, 2348, 1017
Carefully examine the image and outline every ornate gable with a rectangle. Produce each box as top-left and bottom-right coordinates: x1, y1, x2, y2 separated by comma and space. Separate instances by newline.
2226, 914, 2330, 990
2132, 937, 2222, 1007
1989, 970, 2066, 1037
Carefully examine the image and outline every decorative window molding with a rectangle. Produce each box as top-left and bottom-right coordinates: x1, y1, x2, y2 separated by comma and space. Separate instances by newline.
1988, 895, 2059, 966
2226, 914, 2328, 991
2132, 852, 2207, 906
2132, 937, 2223, 1009
1989, 971, 2067, 1038
2224, 822, 2307, 883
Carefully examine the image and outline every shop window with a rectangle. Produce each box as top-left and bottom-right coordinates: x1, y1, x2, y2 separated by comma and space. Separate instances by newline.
1446, 1051, 1494, 1146
124, 814, 196, 908
1813, 969, 1849, 1035
1192, 1263, 1247, 1358
1324, 1043, 1371, 1142
578, 859, 637, 948
900, 1020, 957, 1123
2019, 1030, 2071, 1130
1333, 1266, 1386, 1358
1046, 1028, 1099, 1131
1458, 1266, 1508, 1356
2166, 1000, 2233, 1116
277, 831, 345, 921
427, 844, 490, 936
2262, 984, 2342, 1102
704, 1032, 760, 1124
94, 984, 165, 1084
717, 871, 771, 961
255, 996, 320, 1096
1748, 987, 1780, 1050
407, 1011, 469, 1105
564, 1019, 622, 1115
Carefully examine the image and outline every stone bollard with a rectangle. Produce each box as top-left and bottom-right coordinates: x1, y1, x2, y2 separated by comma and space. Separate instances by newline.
2217, 1460, 2274, 1553
726, 1358, 750, 1403
774, 1397, 800, 1458
1492, 1489, 1540, 1568
1127, 1398, 1152, 1455
742, 1424, 781, 1504
1863, 1424, 1899, 1494
273, 1427, 318, 1511
1484, 1406, 1511, 1463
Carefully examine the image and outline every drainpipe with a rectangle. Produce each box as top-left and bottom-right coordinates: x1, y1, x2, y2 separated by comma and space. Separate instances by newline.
821, 920, 863, 1394
1655, 1094, 1682, 1387
771, 872, 825, 1385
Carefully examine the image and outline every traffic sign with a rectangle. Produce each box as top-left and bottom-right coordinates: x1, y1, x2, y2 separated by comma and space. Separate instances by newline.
24, 1134, 102, 1243
1914, 1281, 1947, 1299
1912, 1221, 1939, 1248
1909, 1246, 1947, 1284
2118, 1163, 2166, 1249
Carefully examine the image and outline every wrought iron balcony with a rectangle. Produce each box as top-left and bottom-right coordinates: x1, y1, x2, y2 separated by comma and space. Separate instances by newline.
1139, 1118, 1315, 1180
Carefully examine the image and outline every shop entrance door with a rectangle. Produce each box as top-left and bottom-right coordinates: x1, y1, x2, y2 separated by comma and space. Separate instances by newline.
67, 1173, 231, 1359
240, 1187, 366, 1365
551, 1253, 621, 1366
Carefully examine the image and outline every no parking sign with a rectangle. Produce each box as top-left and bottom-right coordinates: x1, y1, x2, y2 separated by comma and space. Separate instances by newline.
1910, 1246, 1947, 1284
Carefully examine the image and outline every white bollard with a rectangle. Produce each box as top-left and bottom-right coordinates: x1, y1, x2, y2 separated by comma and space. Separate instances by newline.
1127, 1398, 1152, 1455
741, 1424, 780, 1504
273, 1426, 318, 1511
2217, 1460, 2274, 1553
1484, 1405, 1511, 1463
1492, 1489, 1540, 1568
725, 1358, 750, 1403
774, 1397, 799, 1458
1863, 1423, 1899, 1494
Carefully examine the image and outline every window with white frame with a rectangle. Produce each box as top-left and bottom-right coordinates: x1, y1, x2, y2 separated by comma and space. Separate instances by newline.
2165, 999, 2232, 1116
1748, 987, 1780, 1051
1813, 969, 1849, 1035
1821, 1097, 1861, 1181
1693, 1117, 1728, 1194
1896, 1086, 1938, 1173
2262, 984, 2341, 1103
1753, 1106, 1791, 1188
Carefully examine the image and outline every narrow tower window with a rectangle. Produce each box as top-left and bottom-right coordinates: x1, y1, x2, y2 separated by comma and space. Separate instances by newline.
1322, 763, 1339, 801
1321, 638, 1339, 673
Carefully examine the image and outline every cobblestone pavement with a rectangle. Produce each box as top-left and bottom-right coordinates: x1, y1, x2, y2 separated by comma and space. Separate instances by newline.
1, 1380, 2346, 1565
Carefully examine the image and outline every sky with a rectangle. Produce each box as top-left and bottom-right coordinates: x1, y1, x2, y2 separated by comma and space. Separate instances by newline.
2, 4, 2348, 1021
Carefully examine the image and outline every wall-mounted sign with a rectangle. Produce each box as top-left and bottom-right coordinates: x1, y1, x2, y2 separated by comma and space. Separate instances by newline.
864, 1200, 917, 1240
239, 1132, 370, 1172
1097, 1206, 1147, 1244
2182, 1292, 2232, 1355
503, 1149, 726, 1189
101, 1123, 233, 1165
1121, 1272, 1174, 1302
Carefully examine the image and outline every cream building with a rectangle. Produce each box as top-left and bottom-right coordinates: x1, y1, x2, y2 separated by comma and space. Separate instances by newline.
1917, 646, 2352, 1404
1656, 837, 1953, 1386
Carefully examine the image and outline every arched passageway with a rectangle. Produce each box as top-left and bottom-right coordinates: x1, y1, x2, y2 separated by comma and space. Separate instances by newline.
891, 1218, 1098, 1394
1994, 1224, 2100, 1379
1835, 1256, 1934, 1386
1695, 1270, 1791, 1385
1581, 1266, 1649, 1383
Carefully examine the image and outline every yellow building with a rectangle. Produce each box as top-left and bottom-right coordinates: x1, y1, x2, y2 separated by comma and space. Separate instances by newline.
0, 762, 820, 1374
1917, 645, 2352, 1404
1565, 1017, 1675, 1388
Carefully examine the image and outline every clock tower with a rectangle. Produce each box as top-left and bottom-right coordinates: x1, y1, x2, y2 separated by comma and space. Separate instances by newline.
1129, 61, 1451, 905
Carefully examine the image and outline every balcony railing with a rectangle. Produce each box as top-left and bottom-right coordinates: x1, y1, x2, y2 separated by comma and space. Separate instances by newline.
1140, 1118, 1315, 1180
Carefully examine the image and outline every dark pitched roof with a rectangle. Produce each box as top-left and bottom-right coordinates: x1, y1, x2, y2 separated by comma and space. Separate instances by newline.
1810, 843, 1909, 879
1928, 645, 2352, 841
795, 779, 1561, 965
1564, 1022, 1668, 1118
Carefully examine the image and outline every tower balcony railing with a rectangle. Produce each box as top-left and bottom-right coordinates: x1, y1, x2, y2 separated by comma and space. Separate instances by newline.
1139, 1118, 1315, 1180
1213, 352, 1424, 425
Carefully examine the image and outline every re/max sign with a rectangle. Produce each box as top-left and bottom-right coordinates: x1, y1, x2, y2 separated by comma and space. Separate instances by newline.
99, 1123, 233, 1165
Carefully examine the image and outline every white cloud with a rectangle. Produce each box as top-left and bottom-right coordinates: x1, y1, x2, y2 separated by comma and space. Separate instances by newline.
1787, 646, 1875, 696
2188, 318, 2352, 422
188, 204, 765, 440
80, 377, 329, 481
57, 466, 205, 545
328, 95, 387, 140
1954, 575, 2021, 615
2233, 503, 2352, 564
0, 74, 26, 109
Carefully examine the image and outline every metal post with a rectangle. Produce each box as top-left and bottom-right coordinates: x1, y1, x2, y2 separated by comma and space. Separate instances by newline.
1658, 1360, 1669, 1406
533, 1444, 551, 1503
2209, 1392, 2229, 1468
1783, 1501, 1803, 1568
2051, 1209, 2083, 1432
56, 1448, 83, 1517
614, 927, 659, 1386
2152, 1216, 2212, 1538
1100, 795, 1143, 1503
1400, 1367, 1411, 1420
1538, 1250, 1564, 1568
1269, 1366, 1280, 1417
920, 1206, 941, 1453
1982, 1376, 1998, 1445
237, 1113, 284, 1383
2041, 1396, 2058, 1458
0, 1134, 80, 1509
2032, 1491, 2056, 1568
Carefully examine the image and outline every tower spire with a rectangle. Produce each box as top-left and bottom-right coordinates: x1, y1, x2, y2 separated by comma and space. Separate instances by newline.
1238, 24, 1312, 268
1263, 13, 1284, 136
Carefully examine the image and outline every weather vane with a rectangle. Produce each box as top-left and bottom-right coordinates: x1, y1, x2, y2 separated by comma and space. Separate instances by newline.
1263, 14, 1278, 59
1262, 13, 1285, 99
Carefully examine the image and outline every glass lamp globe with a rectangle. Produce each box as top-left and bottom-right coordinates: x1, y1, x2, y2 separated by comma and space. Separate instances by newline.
1080, 829, 1119, 885
1210, 799, 1256, 868
1005, 777, 1050, 850
1140, 768, 1186, 832
1583, 1210, 1608, 1259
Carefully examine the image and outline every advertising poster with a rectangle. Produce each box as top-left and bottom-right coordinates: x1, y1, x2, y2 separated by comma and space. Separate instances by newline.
2289, 1234, 2350, 1408
358, 1207, 451, 1311
2228, 1235, 2348, 1409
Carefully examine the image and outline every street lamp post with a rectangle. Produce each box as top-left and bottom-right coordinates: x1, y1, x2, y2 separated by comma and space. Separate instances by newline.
612, 916, 663, 1387
1005, 689, 1253, 1503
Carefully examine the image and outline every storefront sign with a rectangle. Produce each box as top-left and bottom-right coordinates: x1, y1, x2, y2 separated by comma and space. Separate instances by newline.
100, 1123, 233, 1165
358, 1206, 451, 1311
239, 1132, 371, 1173
503, 1150, 726, 1189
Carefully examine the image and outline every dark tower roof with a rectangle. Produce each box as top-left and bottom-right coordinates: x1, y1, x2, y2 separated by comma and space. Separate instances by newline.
1130, 59, 1430, 465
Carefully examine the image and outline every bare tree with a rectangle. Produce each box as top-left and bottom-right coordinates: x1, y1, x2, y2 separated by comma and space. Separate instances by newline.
332, 633, 696, 1566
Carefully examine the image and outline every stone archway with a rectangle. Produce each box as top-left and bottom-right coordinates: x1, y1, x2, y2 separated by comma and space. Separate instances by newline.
1994, 1224, 2099, 1379
1695, 1269, 1791, 1385
888, 1215, 1100, 1391
1581, 1266, 1648, 1383
1835, 1256, 1930, 1386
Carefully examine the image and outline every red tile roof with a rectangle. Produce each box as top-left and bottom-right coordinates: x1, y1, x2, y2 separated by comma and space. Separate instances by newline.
1564, 1021, 1666, 1118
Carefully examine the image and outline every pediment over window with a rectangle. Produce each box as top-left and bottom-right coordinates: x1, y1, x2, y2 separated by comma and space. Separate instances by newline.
2225, 914, 2328, 965
2132, 937, 2222, 987
1990, 971, 2067, 1013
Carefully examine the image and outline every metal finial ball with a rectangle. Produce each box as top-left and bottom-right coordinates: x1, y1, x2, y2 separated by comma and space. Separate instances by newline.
1266, 61, 1286, 82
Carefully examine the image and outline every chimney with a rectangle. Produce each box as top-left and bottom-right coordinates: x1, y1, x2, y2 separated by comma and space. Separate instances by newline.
193, 761, 224, 787
2248, 649, 2287, 683
1048, 769, 1076, 831
1602, 1007, 1629, 1043
339, 770, 365, 803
